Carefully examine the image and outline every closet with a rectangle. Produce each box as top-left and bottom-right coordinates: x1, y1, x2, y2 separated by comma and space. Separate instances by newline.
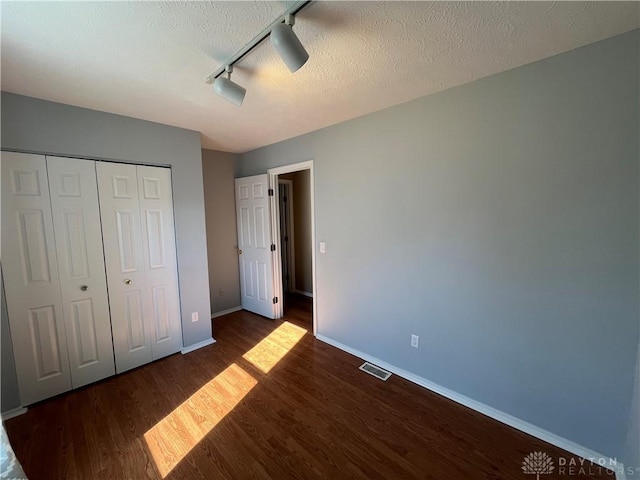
96, 161, 182, 372
1, 152, 183, 406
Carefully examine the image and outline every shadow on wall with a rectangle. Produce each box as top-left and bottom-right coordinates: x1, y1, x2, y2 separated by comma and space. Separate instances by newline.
202, 149, 242, 315
1, 271, 21, 413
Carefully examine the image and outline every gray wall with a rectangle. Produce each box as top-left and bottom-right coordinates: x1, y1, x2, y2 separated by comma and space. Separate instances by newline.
1, 93, 212, 411
239, 30, 639, 459
280, 170, 312, 294
1, 273, 20, 412
202, 149, 241, 314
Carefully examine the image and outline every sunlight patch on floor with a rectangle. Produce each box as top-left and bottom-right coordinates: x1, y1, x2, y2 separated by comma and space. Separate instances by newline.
242, 321, 307, 373
144, 363, 257, 477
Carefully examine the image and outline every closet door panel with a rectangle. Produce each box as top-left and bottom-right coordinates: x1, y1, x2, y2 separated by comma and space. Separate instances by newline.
137, 166, 182, 359
1, 152, 72, 405
47, 156, 116, 387
96, 162, 152, 373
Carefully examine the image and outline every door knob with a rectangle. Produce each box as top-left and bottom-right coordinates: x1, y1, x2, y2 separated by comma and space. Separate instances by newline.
124, 279, 132, 285
80, 285, 89, 291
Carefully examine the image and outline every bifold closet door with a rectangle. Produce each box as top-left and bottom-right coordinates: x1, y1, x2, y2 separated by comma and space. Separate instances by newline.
96, 162, 182, 373
96, 162, 152, 372
1, 152, 72, 405
47, 156, 115, 388
136, 165, 182, 360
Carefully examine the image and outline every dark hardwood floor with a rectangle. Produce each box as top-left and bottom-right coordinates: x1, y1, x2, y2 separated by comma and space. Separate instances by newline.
5, 294, 613, 479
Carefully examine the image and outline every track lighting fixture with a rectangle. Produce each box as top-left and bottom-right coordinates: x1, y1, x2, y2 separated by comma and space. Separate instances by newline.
271, 14, 309, 73
206, 0, 313, 107
213, 65, 246, 107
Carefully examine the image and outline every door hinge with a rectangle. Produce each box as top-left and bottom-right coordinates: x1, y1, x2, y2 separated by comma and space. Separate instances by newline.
273, 297, 279, 304
268, 188, 274, 196
270, 244, 276, 252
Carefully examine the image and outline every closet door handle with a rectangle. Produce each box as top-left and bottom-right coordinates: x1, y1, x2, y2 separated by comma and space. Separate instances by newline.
124, 279, 133, 285
80, 285, 89, 291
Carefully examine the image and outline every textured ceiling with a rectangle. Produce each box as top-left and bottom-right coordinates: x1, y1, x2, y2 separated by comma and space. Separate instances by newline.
1, 1, 638, 153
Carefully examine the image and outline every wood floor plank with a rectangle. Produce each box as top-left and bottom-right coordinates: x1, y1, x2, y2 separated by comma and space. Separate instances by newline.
4, 293, 614, 479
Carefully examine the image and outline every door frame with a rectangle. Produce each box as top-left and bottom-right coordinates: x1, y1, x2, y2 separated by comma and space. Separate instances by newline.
278, 179, 296, 294
268, 160, 317, 336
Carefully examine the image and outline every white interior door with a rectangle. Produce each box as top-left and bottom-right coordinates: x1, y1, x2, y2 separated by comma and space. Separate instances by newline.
47, 156, 115, 388
1, 152, 72, 405
97, 162, 152, 372
235, 175, 275, 319
137, 165, 182, 359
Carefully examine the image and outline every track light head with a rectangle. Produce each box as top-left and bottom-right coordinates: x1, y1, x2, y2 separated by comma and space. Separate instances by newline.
213, 66, 246, 106
206, 3, 314, 99
270, 15, 309, 73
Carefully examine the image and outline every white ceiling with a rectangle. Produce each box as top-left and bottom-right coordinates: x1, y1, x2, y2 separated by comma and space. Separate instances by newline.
1, 1, 638, 154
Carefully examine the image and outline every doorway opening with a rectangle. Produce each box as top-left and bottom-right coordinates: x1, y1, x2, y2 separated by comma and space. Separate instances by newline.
278, 173, 312, 317
268, 161, 316, 336
278, 179, 295, 295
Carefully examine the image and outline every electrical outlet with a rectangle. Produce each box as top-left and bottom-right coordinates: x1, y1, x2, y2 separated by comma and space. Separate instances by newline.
191, 312, 199, 322
411, 334, 419, 348
320, 241, 326, 254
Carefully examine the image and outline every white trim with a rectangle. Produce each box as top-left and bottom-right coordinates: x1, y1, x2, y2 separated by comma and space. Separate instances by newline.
316, 334, 625, 479
268, 174, 282, 319
1, 407, 27, 420
294, 290, 313, 298
268, 160, 317, 337
181, 337, 216, 354
267, 160, 314, 176
211, 306, 242, 318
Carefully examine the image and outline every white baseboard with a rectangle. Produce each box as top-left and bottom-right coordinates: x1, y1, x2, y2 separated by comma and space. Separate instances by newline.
211, 306, 242, 318
181, 337, 216, 354
1, 407, 27, 420
294, 290, 313, 298
316, 334, 625, 480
